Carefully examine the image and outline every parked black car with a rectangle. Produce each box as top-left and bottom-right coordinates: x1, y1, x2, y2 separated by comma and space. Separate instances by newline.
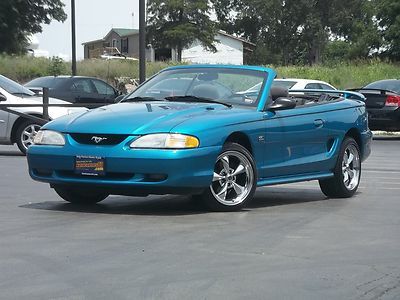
350, 79, 400, 131
24, 76, 121, 107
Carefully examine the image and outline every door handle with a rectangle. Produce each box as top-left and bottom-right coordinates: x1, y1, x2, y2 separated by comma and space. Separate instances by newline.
314, 119, 324, 128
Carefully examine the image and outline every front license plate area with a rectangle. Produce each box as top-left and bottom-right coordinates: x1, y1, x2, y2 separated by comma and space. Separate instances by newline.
75, 156, 105, 176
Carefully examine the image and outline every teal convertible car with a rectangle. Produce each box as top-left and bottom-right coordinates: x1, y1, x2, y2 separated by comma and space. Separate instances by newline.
27, 65, 372, 211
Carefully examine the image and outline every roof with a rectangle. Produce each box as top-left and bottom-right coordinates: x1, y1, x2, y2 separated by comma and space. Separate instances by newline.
217, 31, 255, 46
82, 38, 105, 45
112, 28, 139, 37
82, 28, 139, 45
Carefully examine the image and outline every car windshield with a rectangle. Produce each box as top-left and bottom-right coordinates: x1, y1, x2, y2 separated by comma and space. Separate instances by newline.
272, 80, 297, 89
0, 75, 35, 96
124, 67, 267, 108
25, 77, 66, 89
364, 80, 400, 94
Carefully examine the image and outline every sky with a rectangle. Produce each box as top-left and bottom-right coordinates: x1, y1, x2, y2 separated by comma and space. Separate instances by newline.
35, 0, 142, 60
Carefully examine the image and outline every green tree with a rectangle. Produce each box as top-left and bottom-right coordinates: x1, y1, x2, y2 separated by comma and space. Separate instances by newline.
0, 0, 66, 54
375, 0, 400, 61
212, 0, 380, 65
147, 0, 217, 61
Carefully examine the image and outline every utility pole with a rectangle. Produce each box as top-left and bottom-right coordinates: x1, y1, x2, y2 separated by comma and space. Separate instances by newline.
139, 0, 146, 83
71, 0, 77, 76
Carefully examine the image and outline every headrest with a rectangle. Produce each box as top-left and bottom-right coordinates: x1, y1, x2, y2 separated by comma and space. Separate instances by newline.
192, 84, 220, 100
270, 86, 289, 101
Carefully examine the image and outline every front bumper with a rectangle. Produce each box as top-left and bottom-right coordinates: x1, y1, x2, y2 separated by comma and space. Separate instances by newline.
27, 136, 222, 195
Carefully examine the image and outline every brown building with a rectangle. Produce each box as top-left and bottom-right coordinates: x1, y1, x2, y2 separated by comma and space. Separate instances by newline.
82, 28, 140, 59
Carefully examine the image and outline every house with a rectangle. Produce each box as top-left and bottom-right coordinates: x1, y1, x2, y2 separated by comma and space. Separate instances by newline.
82, 28, 255, 65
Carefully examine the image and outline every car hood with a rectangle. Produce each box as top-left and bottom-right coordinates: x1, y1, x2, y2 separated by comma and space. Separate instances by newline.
44, 101, 257, 134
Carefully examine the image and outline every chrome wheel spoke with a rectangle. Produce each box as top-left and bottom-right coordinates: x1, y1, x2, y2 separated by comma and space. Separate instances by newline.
232, 182, 245, 195
343, 171, 349, 183
348, 152, 354, 165
221, 156, 230, 173
348, 169, 355, 180
217, 183, 228, 200
213, 172, 224, 182
232, 164, 245, 176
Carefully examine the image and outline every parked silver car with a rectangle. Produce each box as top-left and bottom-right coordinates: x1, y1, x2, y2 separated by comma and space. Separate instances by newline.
0, 75, 87, 154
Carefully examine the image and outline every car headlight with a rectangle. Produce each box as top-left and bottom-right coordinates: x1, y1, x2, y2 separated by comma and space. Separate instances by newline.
33, 130, 65, 146
130, 133, 199, 149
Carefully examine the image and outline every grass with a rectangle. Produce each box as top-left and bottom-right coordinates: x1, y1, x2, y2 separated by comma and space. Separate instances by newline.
0, 55, 399, 89
274, 60, 400, 89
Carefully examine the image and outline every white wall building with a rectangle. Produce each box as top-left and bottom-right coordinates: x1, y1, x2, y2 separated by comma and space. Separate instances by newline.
181, 31, 254, 65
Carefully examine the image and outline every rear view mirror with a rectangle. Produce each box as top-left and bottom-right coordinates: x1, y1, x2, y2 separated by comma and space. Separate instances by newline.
0, 93, 6, 102
268, 97, 296, 111
198, 72, 218, 81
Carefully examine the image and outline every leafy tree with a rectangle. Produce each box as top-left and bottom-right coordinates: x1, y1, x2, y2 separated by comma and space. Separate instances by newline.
212, 0, 380, 65
375, 0, 400, 61
0, 0, 67, 54
147, 0, 217, 61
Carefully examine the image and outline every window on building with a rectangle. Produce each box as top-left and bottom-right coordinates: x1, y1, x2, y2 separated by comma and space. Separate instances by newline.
121, 38, 128, 53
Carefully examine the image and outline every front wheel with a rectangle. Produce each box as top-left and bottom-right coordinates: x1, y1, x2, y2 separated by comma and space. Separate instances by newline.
15, 120, 42, 154
200, 142, 257, 211
319, 137, 361, 198
54, 185, 109, 205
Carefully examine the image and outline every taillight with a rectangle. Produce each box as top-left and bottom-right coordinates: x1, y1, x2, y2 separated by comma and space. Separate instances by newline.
385, 95, 400, 107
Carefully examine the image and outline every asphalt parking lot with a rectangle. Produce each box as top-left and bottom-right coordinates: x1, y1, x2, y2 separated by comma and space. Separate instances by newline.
0, 138, 399, 300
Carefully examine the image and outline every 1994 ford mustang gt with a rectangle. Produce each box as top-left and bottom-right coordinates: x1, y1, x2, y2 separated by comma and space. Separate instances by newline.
27, 65, 372, 211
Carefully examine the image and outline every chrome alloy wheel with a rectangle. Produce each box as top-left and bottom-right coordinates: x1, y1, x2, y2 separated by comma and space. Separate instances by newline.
210, 150, 254, 206
342, 144, 360, 190
21, 124, 41, 150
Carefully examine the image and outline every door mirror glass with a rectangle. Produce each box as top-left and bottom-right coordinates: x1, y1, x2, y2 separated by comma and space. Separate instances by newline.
268, 97, 296, 111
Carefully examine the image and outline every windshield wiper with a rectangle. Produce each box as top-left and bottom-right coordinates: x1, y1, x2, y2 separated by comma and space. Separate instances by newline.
165, 95, 232, 108
122, 96, 166, 103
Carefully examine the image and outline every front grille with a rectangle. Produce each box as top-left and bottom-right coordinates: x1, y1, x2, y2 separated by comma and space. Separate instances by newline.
70, 133, 129, 145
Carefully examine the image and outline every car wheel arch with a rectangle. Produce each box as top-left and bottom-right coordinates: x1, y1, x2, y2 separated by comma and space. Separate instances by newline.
345, 128, 362, 156
11, 114, 43, 143
224, 132, 253, 155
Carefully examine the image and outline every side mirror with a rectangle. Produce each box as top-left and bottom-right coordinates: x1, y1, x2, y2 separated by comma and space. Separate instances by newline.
0, 93, 6, 102
268, 97, 296, 111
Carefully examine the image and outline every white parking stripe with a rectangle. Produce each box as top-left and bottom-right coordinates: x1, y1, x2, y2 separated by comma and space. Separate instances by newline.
364, 170, 400, 174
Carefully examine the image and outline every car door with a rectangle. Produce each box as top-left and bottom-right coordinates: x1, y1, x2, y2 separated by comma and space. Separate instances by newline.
91, 79, 118, 104
263, 104, 331, 178
69, 78, 98, 105
0, 91, 9, 139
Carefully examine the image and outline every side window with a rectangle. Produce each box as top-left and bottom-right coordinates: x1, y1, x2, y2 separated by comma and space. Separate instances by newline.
92, 80, 115, 96
320, 84, 335, 90
70, 79, 94, 93
305, 83, 320, 89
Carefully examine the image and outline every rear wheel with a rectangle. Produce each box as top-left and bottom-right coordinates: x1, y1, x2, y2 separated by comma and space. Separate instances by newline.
15, 120, 41, 154
200, 142, 257, 211
319, 137, 361, 198
54, 185, 109, 205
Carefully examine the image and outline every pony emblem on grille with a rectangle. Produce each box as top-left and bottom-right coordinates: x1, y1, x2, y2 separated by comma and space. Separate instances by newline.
91, 136, 108, 144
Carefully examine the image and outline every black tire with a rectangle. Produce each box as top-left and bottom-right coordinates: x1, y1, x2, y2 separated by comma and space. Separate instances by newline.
200, 142, 257, 212
15, 119, 42, 155
53, 185, 109, 205
319, 137, 361, 198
